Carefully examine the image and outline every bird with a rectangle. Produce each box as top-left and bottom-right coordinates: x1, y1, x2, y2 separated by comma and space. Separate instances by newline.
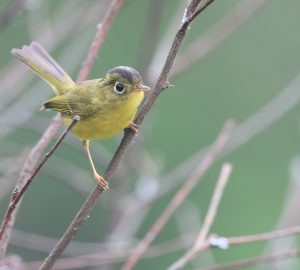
11, 42, 150, 190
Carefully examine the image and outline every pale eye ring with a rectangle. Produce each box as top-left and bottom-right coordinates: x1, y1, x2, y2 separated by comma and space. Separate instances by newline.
114, 82, 125, 94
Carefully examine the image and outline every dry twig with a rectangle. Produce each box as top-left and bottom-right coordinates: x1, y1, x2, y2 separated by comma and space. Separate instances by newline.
167, 163, 233, 270
171, 0, 267, 77
202, 250, 300, 270
76, 0, 123, 82
0, 116, 79, 253
121, 121, 233, 270
184, 226, 300, 268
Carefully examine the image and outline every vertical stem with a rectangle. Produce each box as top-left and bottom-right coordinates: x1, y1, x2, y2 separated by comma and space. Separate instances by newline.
77, 0, 123, 83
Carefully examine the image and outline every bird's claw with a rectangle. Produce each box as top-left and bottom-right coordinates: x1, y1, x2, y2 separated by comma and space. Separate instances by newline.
129, 122, 139, 134
94, 174, 109, 190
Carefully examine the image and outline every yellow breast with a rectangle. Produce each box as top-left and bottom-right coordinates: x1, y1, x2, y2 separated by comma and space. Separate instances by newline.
63, 91, 144, 141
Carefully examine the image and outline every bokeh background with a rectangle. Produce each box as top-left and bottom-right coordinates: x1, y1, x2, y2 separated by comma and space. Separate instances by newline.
1, 0, 300, 269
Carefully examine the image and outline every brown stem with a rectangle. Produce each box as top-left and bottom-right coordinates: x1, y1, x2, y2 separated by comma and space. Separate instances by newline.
76, 0, 123, 83
190, 226, 300, 261
187, 0, 216, 23
0, 115, 79, 243
167, 163, 233, 270
204, 250, 300, 270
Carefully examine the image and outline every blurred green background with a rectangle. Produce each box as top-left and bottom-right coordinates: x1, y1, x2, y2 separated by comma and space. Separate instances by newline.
1, 0, 300, 269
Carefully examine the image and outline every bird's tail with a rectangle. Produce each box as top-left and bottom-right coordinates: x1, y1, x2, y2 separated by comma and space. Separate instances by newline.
11, 42, 75, 95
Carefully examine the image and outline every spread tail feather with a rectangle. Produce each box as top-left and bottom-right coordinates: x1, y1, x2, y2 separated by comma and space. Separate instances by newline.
11, 42, 75, 95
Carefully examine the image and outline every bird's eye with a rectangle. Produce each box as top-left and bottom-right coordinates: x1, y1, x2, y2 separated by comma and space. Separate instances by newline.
114, 82, 125, 94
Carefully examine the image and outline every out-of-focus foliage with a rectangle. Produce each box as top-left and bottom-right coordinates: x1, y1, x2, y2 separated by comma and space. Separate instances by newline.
1, 0, 300, 269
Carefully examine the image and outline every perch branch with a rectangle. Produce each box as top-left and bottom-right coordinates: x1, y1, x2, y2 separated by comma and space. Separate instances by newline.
40, 1, 216, 269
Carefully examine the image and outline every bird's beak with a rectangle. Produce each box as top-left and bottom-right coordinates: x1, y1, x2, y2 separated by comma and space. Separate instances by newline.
134, 84, 151, 92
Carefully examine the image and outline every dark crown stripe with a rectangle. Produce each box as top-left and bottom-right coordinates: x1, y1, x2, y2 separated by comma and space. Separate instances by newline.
108, 66, 141, 84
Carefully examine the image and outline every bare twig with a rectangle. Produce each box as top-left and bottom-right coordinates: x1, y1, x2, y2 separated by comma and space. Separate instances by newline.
186, 0, 216, 24
0, 115, 79, 248
183, 226, 300, 263
167, 163, 233, 270
40, 1, 217, 269
138, 0, 167, 75
19, 234, 196, 269
77, 0, 123, 82
0, 151, 28, 204
203, 250, 300, 270
0, 113, 62, 258
16, 227, 300, 270
195, 164, 232, 248
260, 158, 300, 268
225, 227, 300, 246
121, 121, 234, 270
146, 1, 186, 83
171, 0, 267, 78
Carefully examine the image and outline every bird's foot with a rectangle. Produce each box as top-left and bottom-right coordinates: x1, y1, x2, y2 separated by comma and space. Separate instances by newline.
94, 173, 109, 190
129, 122, 139, 134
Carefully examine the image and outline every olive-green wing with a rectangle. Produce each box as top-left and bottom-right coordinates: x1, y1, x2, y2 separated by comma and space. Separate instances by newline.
42, 96, 71, 115
42, 93, 103, 118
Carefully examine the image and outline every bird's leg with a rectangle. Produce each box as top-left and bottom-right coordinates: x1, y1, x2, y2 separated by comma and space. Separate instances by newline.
82, 140, 109, 190
128, 122, 139, 134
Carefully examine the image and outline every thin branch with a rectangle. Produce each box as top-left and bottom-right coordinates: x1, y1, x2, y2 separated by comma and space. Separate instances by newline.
40, 1, 217, 269
19, 234, 196, 269
226, 226, 300, 246
77, 0, 123, 82
145, 1, 186, 83
171, 0, 267, 78
0, 113, 62, 258
121, 121, 234, 270
186, 226, 300, 261
203, 250, 300, 270
187, 0, 216, 24
0, 115, 79, 248
137, 0, 167, 75
17, 227, 300, 270
195, 163, 232, 248
260, 158, 300, 267
0, 151, 28, 204
167, 163, 233, 270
